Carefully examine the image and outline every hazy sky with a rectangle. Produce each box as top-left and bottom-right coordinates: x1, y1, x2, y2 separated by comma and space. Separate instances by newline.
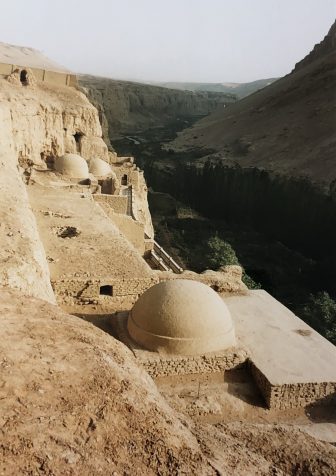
2, 0, 335, 83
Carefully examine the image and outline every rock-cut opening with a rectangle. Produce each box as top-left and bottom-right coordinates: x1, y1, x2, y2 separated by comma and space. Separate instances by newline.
100, 285, 113, 296
73, 132, 84, 152
20, 69, 28, 85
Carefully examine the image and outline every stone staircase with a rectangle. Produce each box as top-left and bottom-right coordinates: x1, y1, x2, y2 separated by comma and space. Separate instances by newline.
147, 240, 183, 274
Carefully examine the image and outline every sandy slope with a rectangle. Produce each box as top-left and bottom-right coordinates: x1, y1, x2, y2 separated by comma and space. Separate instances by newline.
1, 288, 335, 475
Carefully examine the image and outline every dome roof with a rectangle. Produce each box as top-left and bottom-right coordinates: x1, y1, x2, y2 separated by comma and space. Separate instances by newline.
54, 153, 89, 178
88, 157, 114, 177
127, 280, 236, 355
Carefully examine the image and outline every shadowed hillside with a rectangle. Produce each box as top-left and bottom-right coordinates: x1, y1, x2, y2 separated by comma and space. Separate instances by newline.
170, 21, 336, 188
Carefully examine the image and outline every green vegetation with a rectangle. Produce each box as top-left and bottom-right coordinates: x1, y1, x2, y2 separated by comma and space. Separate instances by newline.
205, 236, 261, 289
301, 292, 336, 345
205, 236, 239, 268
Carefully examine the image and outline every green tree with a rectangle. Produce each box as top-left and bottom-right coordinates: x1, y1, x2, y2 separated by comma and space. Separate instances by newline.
205, 236, 261, 290
301, 292, 336, 344
205, 236, 239, 269
241, 271, 261, 290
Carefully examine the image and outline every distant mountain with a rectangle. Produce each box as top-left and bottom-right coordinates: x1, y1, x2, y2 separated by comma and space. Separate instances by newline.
149, 78, 278, 99
169, 21, 336, 187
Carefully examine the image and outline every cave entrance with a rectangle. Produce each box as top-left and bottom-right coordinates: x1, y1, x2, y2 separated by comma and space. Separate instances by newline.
73, 132, 83, 153
121, 174, 128, 186
20, 69, 28, 85
99, 285, 113, 296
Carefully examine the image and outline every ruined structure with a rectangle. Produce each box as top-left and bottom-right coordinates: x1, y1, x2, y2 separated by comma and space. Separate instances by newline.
0, 42, 77, 86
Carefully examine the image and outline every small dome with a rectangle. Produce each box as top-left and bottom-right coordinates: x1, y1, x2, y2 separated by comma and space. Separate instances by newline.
88, 157, 114, 177
54, 154, 89, 178
127, 280, 236, 355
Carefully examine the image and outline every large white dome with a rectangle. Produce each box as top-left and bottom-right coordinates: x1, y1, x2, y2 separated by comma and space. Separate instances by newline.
127, 279, 236, 355
54, 153, 89, 178
88, 157, 114, 177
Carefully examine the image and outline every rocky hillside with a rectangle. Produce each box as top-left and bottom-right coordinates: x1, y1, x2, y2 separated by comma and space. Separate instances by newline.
79, 75, 236, 139
294, 21, 336, 72
1, 288, 336, 475
170, 21, 336, 188
150, 78, 278, 98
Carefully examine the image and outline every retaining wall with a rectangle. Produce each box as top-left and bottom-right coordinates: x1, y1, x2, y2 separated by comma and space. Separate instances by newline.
93, 194, 128, 214
52, 276, 158, 303
250, 362, 336, 409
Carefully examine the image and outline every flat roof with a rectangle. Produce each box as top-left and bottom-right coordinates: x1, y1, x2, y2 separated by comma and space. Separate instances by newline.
28, 182, 152, 280
0, 42, 73, 74
225, 290, 336, 386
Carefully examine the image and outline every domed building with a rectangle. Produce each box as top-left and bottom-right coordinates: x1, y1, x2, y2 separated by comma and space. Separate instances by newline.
54, 153, 89, 178
127, 280, 236, 355
88, 157, 114, 177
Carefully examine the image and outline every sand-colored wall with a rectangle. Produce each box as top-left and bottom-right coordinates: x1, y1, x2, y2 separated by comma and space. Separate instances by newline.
0, 63, 13, 75
250, 363, 336, 409
109, 162, 154, 238
93, 194, 128, 214
93, 195, 145, 254
113, 164, 141, 191
104, 207, 145, 254
0, 62, 77, 86
52, 276, 158, 303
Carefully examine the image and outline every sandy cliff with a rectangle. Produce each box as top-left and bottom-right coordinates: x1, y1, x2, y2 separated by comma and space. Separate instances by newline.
80, 75, 236, 139
0, 100, 55, 303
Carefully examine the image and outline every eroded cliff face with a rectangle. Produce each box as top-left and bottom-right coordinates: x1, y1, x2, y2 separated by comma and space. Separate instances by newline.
0, 78, 109, 302
0, 100, 55, 302
1, 80, 108, 166
79, 75, 236, 138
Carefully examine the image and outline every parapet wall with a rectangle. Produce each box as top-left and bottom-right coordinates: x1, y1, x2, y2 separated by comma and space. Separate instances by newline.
250, 362, 336, 409
0, 62, 77, 87
93, 194, 128, 215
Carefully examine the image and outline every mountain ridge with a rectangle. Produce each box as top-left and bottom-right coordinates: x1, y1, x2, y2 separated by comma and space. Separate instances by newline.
169, 20, 336, 187
147, 78, 278, 98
